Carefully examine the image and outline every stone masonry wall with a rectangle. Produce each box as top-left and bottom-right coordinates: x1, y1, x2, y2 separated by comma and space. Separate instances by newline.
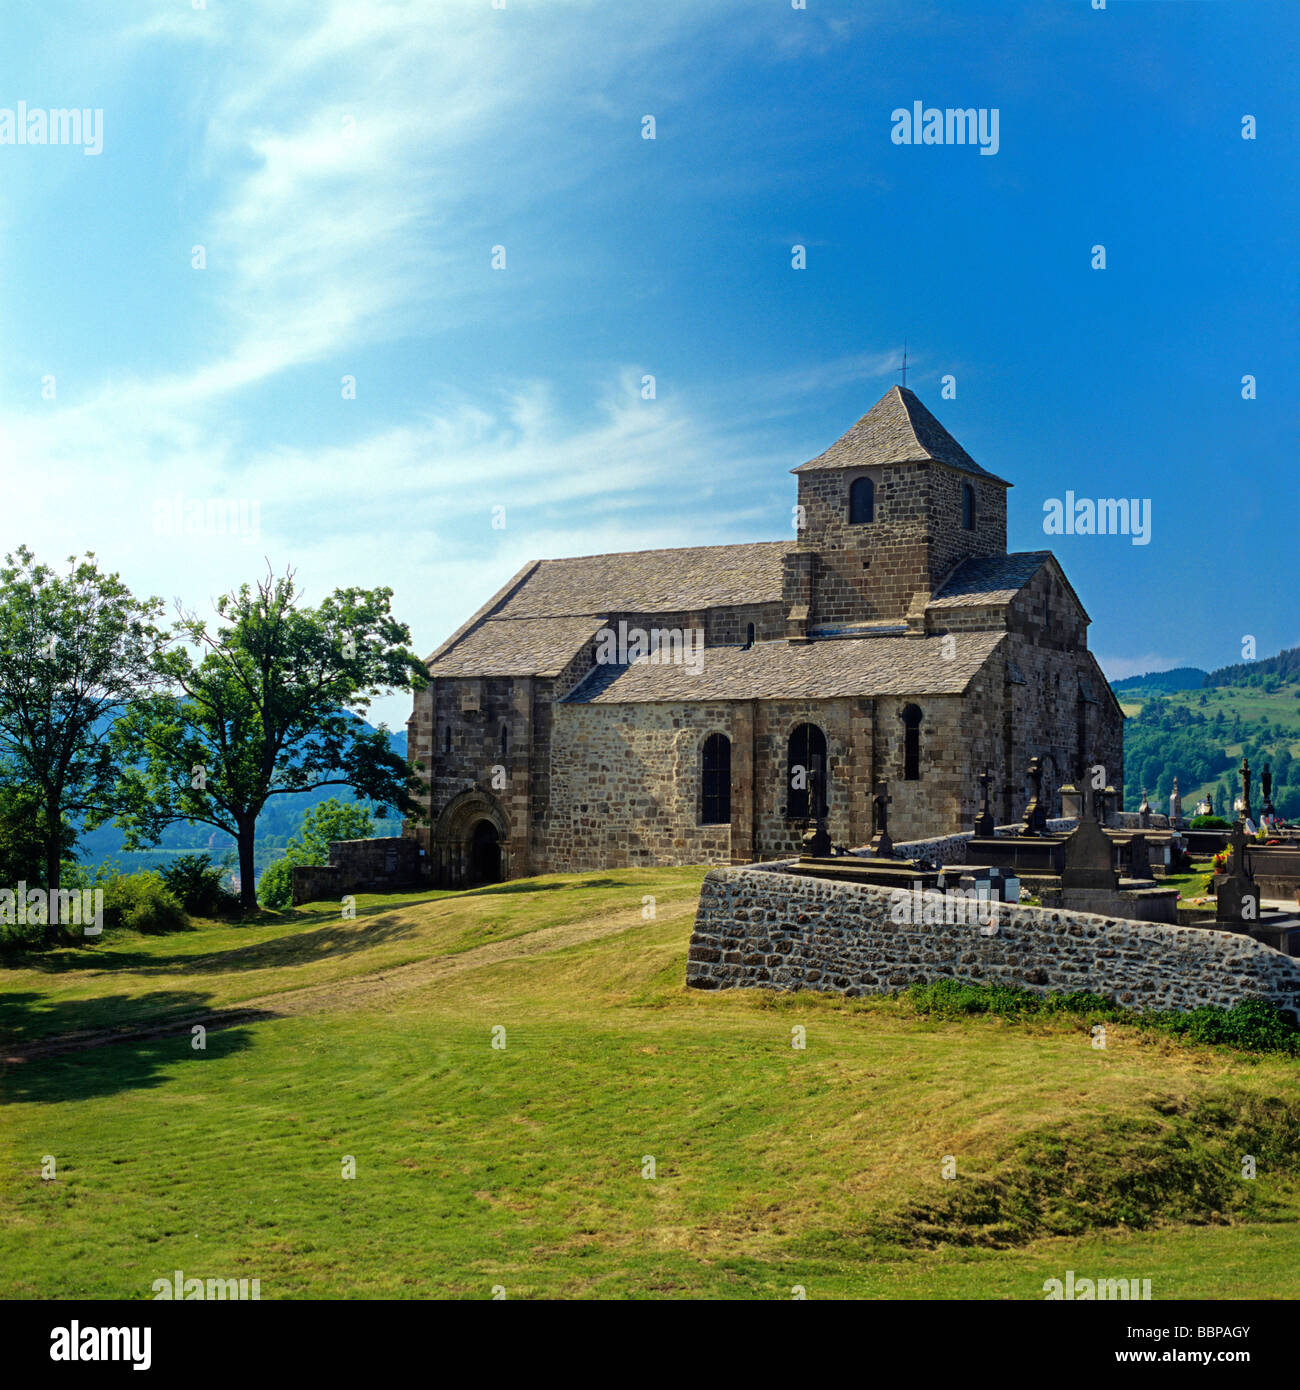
795, 461, 1007, 631
869, 692, 967, 842
797, 463, 932, 626
927, 466, 1007, 580
290, 836, 421, 904
538, 701, 734, 871
686, 865, 1300, 1019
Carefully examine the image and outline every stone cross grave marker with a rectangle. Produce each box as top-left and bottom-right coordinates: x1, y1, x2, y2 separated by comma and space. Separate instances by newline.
1021, 756, 1048, 836
1060, 777, 1119, 892
1217, 820, 1261, 928
871, 780, 893, 858
974, 767, 995, 837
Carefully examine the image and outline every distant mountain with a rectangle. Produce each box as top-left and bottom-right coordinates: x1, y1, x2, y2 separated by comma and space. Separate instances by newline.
1204, 645, 1300, 689
1110, 667, 1208, 695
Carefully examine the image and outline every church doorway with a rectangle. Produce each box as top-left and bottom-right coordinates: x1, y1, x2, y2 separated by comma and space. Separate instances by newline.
468, 819, 502, 885
431, 787, 510, 887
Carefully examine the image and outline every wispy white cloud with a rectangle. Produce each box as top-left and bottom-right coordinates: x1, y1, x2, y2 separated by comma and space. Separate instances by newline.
0, 0, 853, 731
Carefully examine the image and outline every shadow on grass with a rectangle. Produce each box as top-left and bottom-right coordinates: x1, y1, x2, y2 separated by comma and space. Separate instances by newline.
447, 877, 625, 898
0, 983, 274, 1102
3, 876, 642, 982
186, 910, 437, 974
1, 1015, 258, 1104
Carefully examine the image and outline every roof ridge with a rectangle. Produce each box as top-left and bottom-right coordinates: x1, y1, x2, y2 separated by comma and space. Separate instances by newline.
537, 538, 791, 566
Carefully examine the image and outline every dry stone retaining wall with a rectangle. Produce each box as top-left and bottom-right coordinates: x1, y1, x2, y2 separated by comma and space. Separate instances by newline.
686, 865, 1300, 1019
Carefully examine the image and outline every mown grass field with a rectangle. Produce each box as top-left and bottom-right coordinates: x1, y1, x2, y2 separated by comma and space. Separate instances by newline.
2, 866, 1299, 1300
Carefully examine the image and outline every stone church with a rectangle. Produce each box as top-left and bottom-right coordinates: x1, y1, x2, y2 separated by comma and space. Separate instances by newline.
405, 386, 1124, 885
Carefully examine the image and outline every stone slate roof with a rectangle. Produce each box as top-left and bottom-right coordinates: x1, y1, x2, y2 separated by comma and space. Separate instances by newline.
427, 541, 792, 677
428, 616, 606, 677
793, 386, 1010, 485
927, 551, 1052, 608
494, 541, 791, 618
566, 631, 1005, 704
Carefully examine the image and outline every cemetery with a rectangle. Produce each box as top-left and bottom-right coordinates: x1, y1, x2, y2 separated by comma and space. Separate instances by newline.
688, 754, 1300, 1015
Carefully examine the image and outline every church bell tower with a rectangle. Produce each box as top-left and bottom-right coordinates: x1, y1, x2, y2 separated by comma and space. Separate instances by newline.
785, 385, 1011, 634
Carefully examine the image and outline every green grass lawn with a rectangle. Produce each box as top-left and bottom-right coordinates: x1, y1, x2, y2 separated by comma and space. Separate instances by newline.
1164, 859, 1217, 914
3, 867, 1299, 1300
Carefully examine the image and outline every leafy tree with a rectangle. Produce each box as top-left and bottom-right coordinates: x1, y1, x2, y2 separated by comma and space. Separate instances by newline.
0, 784, 78, 889
0, 549, 165, 936
257, 798, 376, 909
104, 569, 425, 909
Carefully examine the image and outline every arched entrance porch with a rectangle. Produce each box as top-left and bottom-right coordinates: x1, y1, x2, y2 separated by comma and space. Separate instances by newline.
431, 788, 511, 888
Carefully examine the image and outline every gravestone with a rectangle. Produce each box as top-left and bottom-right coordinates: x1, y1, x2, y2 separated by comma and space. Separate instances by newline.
799, 763, 832, 857
1060, 791, 1120, 894
1169, 776, 1183, 829
1138, 790, 1151, 829
973, 767, 996, 838
1239, 758, 1253, 825
1217, 822, 1261, 930
1021, 756, 1048, 836
870, 780, 894, 858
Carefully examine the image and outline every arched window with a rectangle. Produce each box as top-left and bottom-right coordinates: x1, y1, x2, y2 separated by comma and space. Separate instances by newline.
744, 622, 755, 650
849, 476, 874, 524
787, 723, 828, 819
701, 733, 731, 825
500, 724, 509, 758
961, 483, 976, 531
902, 704, 923, 781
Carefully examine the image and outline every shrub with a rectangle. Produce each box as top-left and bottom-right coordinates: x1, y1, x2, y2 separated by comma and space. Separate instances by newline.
100, 872, 188, 935
1190, 814, 1231, 829
256, 855, 295, 911
903, 981, 1298, 1055
159, 854, 241, 919
1141, 997, 1299, 1054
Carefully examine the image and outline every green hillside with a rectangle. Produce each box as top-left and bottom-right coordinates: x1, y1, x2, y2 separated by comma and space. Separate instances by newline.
3, 868, 1299, 1299
1118, 650, 1300, 817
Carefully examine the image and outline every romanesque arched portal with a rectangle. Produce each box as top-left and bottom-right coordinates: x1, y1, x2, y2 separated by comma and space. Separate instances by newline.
431, 788, 510, 888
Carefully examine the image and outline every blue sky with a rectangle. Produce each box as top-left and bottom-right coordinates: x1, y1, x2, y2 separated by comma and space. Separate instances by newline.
2, 0, 1296, 728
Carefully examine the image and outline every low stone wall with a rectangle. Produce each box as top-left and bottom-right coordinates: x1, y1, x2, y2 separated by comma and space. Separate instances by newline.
291, 865, 345, 906
1113, 811, 1171, 830
686, 865, 1300, 1019
884, 818, 1078, 865
291, 836, 422, 905
885, 831, 971, 864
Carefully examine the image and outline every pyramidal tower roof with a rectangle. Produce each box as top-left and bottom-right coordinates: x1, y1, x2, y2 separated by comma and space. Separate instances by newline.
793, 385, 1011, 485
